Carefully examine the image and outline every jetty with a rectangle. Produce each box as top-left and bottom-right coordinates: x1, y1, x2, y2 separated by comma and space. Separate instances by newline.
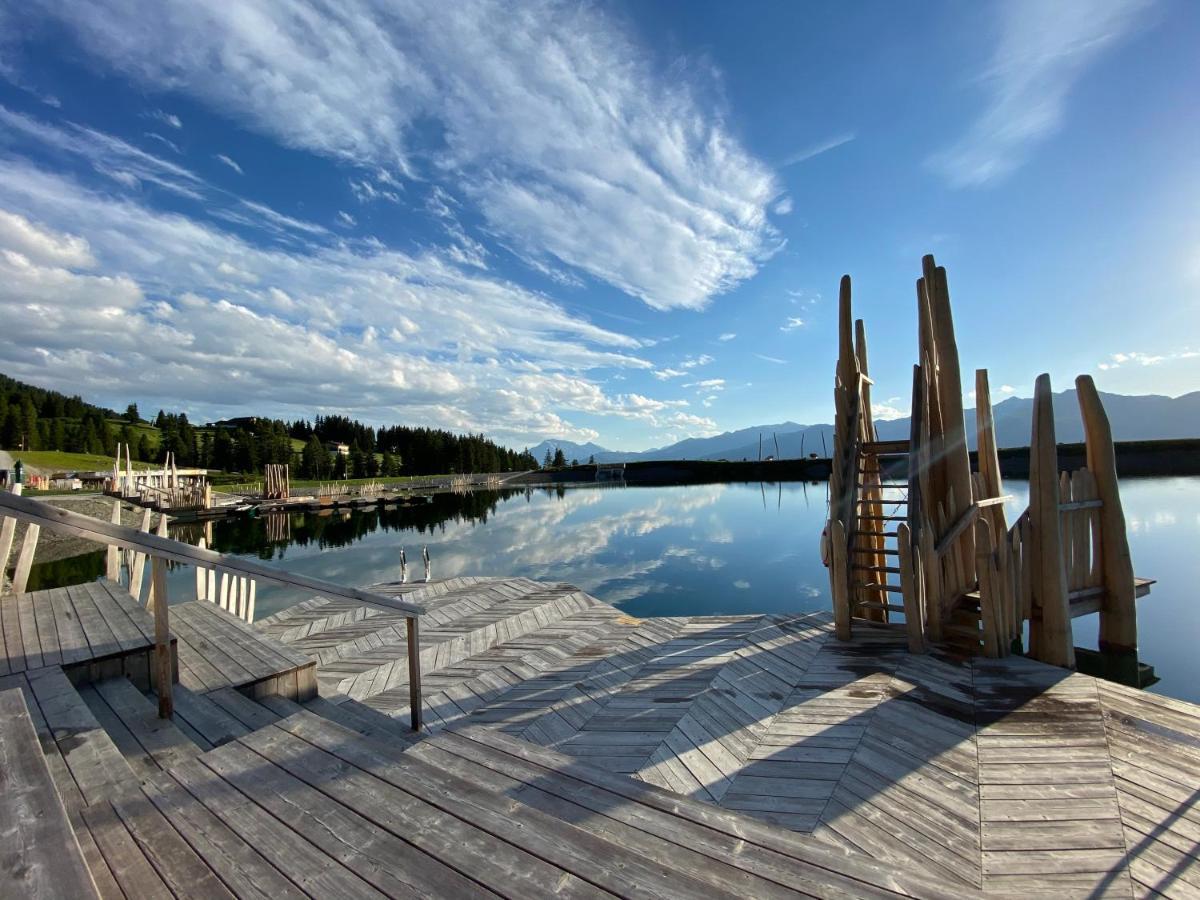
1, 257, 1195, 897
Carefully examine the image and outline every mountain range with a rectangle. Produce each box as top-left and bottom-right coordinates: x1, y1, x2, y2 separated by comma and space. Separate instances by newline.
528, 390, 1200, 464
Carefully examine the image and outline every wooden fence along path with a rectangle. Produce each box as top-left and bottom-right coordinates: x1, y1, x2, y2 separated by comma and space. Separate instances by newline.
827, 254, 1154, 683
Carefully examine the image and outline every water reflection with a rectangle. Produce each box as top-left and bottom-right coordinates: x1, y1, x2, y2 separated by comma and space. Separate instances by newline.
24, 477, 1198, 703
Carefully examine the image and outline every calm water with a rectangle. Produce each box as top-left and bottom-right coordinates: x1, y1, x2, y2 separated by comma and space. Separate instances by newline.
34, 478, 1200, 703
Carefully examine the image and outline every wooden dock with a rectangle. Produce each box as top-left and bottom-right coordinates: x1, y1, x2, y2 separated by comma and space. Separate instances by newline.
4, 573, 1199, 898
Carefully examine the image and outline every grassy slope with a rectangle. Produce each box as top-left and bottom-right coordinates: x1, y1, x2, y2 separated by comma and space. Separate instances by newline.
8, 450, 157, 472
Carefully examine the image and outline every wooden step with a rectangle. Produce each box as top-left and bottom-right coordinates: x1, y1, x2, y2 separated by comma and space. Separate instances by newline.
852, 564, 902, 575
857, 514, 907, 522
0, 688, 97, 898
81, 677, 203, 779
18, 666, 141, 811
160, 683, 251, 750
860, 440, 910, 455
852, 530, 898, 538
852, 582, 904, 593
858, 497, 908, 505
850, 547, 899, 556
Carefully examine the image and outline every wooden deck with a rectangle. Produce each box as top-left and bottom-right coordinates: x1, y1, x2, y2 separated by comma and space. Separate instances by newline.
3, 575, 1199, 897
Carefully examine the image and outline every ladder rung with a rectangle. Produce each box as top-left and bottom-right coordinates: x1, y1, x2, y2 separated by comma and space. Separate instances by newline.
854, 601, 906, 613
853, 530, 898, 538
851, 547, 899, 556
853, 565, 902, 574
859, 498, 908, 505
858, 515, 907, 521
860, 440, 910, 455
853, 582, 904, 593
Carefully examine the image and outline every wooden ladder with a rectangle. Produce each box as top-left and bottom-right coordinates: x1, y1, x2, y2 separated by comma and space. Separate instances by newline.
849, 441, 911, 621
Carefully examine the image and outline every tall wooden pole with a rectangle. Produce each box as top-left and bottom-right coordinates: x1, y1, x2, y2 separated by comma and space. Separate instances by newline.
1076, 375, 1137, 677
975, 369, 1007, 537
1028, 374, 1073, 668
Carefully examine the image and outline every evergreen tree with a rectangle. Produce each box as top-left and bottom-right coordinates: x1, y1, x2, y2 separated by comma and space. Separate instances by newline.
124, 403, 140, 424
543, 448, 553, 468
552, 448, 566, 468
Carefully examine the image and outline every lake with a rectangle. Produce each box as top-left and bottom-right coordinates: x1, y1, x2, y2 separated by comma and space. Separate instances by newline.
32, 477, 1200, 703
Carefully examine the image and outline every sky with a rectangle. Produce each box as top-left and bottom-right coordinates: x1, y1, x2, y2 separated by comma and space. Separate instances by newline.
0, 0, 1196, 452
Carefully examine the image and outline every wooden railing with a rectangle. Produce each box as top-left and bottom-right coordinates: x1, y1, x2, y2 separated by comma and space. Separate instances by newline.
0, 490, 426, 729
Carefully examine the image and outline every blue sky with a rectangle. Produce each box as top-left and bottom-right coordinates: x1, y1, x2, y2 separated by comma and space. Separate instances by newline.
0, 0, 1195, 451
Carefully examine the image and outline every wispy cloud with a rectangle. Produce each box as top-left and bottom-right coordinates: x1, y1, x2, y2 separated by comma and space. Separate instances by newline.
780, 316, 805, 332
780, 132, 855, 168
717, 332, 736, 342
335, 210, 356, 228
1098, 349, 1198, 370
147, 109, 182, 129
36, 0, 782, 310
143, 132, 181, 154
652, 368, 686, 381
773, 196, 793, 215
754, 353, 787, 365
681, 354, 713, 369
931, 0, 1153, 187
214, 153, 243, 175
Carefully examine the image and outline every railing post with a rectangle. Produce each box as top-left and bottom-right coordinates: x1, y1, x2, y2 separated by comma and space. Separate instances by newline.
150, 556, 173, 719
406, 616, 422, 731
11, 522, 39, 596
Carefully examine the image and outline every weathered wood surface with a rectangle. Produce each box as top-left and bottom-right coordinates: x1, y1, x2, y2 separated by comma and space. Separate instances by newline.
1, 578, 157, 676
5, 574, 1200, 897
0, 687, 98, 898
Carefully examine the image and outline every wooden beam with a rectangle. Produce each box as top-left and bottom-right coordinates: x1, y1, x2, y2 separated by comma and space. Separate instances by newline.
151, 556, 173, 719
10, 522, 39, 596
935, 503, 979, 558
897, 523, 924, 653
1029, 373, 1073, 668
406, 616, 422, 732
1077, 374, 1138, 659
831, 519, 851, 640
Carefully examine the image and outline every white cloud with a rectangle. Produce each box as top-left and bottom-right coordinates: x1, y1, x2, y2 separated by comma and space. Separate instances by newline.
932, 0, 1152, 187
773, 196, 793, 215
780, 316, 805, 332
872, 402, 907, 421
755, 353, 787, 365
717, 332, 736, 342
0, 210, 95, 268
683, 378, 724, 392
336, 210, 356, 228
652, 368, 686, 381
24, 0, 781, 310
0, 160, 667, 446
214, 153, 243, 175
1098, 349, 1198, 370
1000, 384, 1016, 394
148, 108, 182, 129
681, 354, 713, 369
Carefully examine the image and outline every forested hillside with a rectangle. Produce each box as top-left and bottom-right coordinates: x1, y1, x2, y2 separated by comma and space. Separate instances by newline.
0, 374, 537, 477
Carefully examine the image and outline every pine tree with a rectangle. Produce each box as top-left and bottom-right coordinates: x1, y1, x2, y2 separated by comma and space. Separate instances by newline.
552, 448, 566, 468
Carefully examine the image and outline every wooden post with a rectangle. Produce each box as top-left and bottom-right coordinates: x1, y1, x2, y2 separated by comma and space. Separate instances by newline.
1076, 375, 1138, 678
105, 501, 121, 582
11, 523, 40, 595
195, 538, 207, 601
975, 369, 1008, 537
897, 523, 925, 653
151, 556, 173, 719
1028, 374, 1073, 668
0, 483, 23, 594
406, 616, 422, 731
831, 519, 851, 640
128, 507, 152, 602
974, 518, 1001, 658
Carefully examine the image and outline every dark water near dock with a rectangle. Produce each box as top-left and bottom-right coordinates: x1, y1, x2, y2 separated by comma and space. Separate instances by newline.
28, 478, 1200, 703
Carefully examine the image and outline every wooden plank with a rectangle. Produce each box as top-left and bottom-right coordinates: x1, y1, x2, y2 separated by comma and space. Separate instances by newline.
79, 800, 171, 899
139, 771, 304, 900
0, 688, 98, 898
47, 586, 91, 666
11, 522, 40, 596
167, 757, 386, 899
